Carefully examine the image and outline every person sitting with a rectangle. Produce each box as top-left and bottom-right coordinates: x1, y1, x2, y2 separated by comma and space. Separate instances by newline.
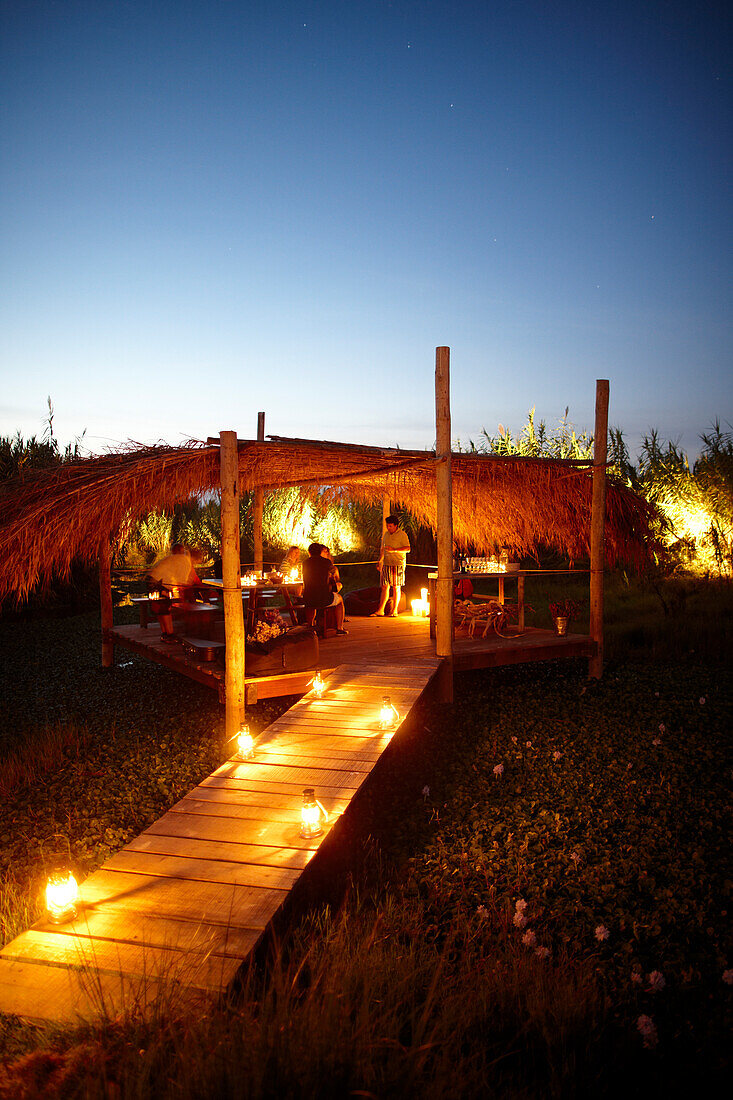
278, 545, 304, 596
321, 546, 343, 595
302, 543, 347, 635
146, 544, 201, 644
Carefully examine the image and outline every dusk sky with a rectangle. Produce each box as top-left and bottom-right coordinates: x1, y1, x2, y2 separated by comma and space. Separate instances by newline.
1, 0, 730, 460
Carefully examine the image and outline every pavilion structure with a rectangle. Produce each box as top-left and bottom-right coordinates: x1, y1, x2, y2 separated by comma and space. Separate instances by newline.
0, 349, 656, 743
0, 350, 659, 1024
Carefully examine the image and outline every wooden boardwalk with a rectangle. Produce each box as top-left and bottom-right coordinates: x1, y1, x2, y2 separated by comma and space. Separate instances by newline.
0, 658, 440, 1025
109, 611, 596, 701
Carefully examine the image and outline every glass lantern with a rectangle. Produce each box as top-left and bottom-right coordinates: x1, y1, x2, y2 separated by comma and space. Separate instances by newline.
300, 788, 327, 838
46, 870, 80, 923
379, 696, 400, 730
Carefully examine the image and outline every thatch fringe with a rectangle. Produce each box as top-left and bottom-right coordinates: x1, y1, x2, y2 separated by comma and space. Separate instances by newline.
0, 437, 659, 604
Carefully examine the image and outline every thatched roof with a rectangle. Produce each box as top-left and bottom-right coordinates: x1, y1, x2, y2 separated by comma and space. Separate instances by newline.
0, 435, 658, 603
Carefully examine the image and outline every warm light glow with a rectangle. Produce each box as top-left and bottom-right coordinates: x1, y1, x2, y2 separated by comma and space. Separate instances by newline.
46, 871, 79, 923
236, 725, 254, 760
286, 567, 301, 583
300, 788, 327, 838
379, 695, 400, 729
310, 669, 326, 698
240, 572, 259, 587
421, 587, 428, 602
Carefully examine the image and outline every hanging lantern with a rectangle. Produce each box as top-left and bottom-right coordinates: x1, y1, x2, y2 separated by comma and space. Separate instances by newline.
300, 788, 327, 838
379, 695, 400, 730
236, 724, 254, 760
310, 669, 326, 698
45, 870, 80, 923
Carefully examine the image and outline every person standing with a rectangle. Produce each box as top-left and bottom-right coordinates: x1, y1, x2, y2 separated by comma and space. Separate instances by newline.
372, 515, 410, 617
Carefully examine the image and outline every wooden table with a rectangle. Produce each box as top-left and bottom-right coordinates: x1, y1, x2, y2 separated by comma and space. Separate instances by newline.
203, 579, 302, 634
427, 570, 584, 639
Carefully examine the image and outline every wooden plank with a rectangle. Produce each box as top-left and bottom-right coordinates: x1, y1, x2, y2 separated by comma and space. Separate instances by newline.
143, 811, 334, 853
211, 760, 371, 787
34, 906, 260, 959
79, 869, 287, 930
185, 784, 351, 816
199, 775, 359, 799
106, 849, 305, 892
1, 930, 241, 994
125, 831, 315, 871
253, 734, 393, 761
0, 956, 187, 1025
169, 797, 317, 826
232, 750, 374, 773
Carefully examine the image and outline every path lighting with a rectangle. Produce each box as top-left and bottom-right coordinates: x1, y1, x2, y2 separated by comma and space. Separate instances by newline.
236, 724, 254, 760
379, 696, 400, 730
46, 871, 79, 923
300, 788, 327, 838
310, 669, 326, 698
411, 588, 430, 617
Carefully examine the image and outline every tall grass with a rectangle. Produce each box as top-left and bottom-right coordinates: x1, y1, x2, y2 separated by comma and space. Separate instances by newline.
0, 721, 89, 797
0, 881, 617, 1099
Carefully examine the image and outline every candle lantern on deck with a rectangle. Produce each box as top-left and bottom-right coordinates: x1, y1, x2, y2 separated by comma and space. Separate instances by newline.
378, 695, 400, 730
310, 669, 326, 698
300, 788, 327, 838
236, 723, 254, 760
45, 870, 80, 924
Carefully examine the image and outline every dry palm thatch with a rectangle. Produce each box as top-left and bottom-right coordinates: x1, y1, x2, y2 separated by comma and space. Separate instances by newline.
0, 435, 659, 604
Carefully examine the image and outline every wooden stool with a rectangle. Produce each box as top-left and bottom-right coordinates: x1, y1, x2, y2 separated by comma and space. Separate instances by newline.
314, 604, 340, 638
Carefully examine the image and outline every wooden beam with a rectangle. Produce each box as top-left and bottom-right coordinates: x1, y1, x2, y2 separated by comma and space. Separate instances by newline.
434, 346, 454, 701
99, 537, 114, 668
220, 430, 246, 741
588, 380, 609, 679
253, 411, 265, 573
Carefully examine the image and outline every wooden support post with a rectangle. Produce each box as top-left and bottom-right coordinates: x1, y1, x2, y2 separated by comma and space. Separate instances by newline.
220, 430, 246, 741
435, 346, 454, 702
589, 380, 609, 679
253, 411, 265, 574
382, 495, 391, 525
99, 538, 114, 669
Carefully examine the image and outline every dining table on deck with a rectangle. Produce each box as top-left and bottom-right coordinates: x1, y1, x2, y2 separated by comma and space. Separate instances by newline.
203, 577, 303, 634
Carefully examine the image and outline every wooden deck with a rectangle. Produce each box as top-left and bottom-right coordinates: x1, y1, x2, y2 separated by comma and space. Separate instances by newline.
108, 611, 596, 701
0, 658, 440, 1025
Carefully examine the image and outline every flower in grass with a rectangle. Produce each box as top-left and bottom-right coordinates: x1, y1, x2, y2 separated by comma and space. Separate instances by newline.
511, 736, 517, 744
652, 737, 662, 747
552, 750, 562, 761
525, 741, 532, 748
522, 929, 537, 948
595, 924, 610, 942
658, 722, 666, 734
699, 696, 706, 705
421, 784, 430, 799
535, 946, 551, 960
476, 905, 489, 920
647, 970, 666, 992
513, 911, 528, 928
631, 970, 643, 985
722, 969, 733, 985
515, 898, 528, 912
570, 850, 582, 867
636, 1014, 658, 1049
493, 763, 504, 777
